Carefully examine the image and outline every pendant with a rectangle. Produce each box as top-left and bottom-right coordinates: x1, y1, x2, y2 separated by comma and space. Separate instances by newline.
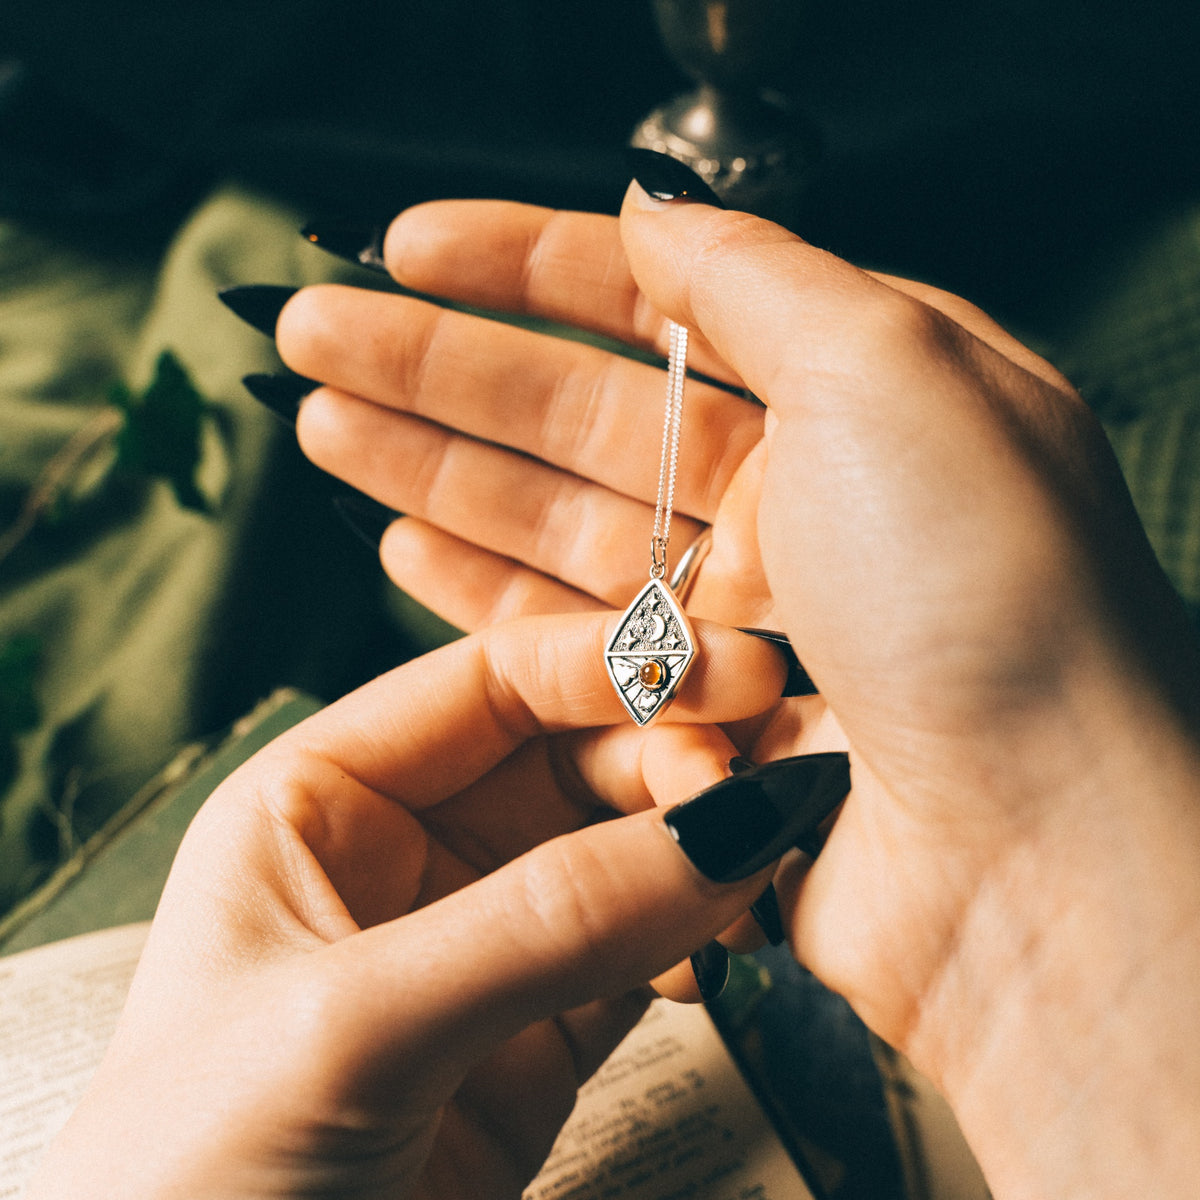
605, 577, 697, 725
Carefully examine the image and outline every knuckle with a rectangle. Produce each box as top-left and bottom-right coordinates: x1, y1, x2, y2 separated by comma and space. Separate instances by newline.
686, 211, 776, 288
514, 834, 620, 980
860, 290, 966, 364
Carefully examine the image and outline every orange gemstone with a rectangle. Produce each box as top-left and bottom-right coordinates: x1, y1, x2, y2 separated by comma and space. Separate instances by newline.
639, 659, 666, 690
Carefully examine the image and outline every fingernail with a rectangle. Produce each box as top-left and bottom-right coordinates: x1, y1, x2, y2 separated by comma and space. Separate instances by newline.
664, 752, 851, 884
301, 220, 389, 274
690, 941, 730, 1002
242, 373, 317, 426
736, 628, 817, 697
332, 493, 400, 551
749, 883, 786, 946
728, 755, 756, 775
217, 284, 298, 336
626, 148, 725, 208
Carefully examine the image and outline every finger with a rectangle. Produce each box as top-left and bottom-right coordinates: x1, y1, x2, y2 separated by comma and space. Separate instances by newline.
383, 199, 738, 383
564, 718, 740, 815
406, 718, 734, 890
618, 185, 1076, 413
618, 185, 1098, 718
318, 801, 775, 1109
261, 612, 787, 808
175, 616, 786, 941
379, 519, 604, 630
280, 285, 761, 524
298, 389, 708, 607
651, 958, 708, 1004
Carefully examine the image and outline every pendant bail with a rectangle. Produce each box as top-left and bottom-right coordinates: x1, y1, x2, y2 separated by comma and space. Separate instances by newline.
650, 535, 669, 579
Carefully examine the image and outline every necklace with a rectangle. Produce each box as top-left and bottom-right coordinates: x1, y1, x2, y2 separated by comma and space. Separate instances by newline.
604, 321, 698, 725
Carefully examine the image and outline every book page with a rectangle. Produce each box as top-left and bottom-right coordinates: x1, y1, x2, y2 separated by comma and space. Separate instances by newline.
1, 926, 811, 1200
524, 999, 814, 1200
0, 923, 150, 1198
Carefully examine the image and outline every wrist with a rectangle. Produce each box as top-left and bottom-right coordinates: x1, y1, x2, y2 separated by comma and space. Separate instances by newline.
911, 670, 1200, 1198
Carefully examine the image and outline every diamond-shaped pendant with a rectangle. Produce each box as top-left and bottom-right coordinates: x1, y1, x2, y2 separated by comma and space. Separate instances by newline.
605, 578, 697, 725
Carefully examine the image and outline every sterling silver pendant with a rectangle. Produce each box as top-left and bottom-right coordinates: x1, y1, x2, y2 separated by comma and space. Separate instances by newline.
604, 577, 696, 725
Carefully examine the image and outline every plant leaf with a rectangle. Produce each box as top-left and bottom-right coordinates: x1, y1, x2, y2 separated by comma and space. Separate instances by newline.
112, 350, 211, 512
0, 634, 40, 738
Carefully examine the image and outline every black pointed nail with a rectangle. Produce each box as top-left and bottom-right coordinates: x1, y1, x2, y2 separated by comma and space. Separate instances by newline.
301, 220, 389, 274
627, 148, 725, 208
736, 628, 817, 697
690, 941, 731, 1003
242, 373, 317, 426
728, 755, 757, 775
750, 883, 786, 946
665, 752, 851, 884
218, 284, 298, 337
332, 493, 401, 551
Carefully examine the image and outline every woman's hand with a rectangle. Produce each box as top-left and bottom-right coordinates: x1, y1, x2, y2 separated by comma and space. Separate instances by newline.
280, 202, 771, 634
617, 185, 1200, 1199
278, 202, 838, 762
274, 186, 1200, 1195
27, 615, 785, 1200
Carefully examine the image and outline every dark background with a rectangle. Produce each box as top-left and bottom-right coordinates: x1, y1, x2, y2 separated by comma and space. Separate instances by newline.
2, 0, 1199, 324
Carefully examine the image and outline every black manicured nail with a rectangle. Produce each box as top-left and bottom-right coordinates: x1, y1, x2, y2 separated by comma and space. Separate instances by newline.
750, 883, 786, 946
301, 220, 389, 274
218, 284, 298, 336
332, 493, 401, 551
627, 148, 725, 208
242, 373, 317, 426
728, 755, 757, 775
736, 628, 817, 697
665, 752, 851, 884
690, 941, 731, 1003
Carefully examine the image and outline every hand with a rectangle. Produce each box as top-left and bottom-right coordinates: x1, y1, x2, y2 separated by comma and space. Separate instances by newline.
27, 615, 785, 1200
278, 203, 839, 761
280, 202, 771, 632
617, 185, 1200, 1197
275, 190, 1200, 1194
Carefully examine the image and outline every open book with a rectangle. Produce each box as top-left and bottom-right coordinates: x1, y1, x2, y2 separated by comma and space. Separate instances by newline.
0, 922, 815, 1200
0, 691, 987, 1200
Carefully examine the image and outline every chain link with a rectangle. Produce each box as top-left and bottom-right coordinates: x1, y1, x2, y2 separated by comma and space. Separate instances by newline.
650, 321, 688, 579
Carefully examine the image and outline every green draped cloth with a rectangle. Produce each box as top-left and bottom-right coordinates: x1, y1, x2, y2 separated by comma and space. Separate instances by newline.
2, 186, 1199, 915
0, 189, 440, 911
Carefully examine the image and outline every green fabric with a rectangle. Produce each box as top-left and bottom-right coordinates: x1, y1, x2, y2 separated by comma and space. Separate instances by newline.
1054, 204, 1200, 620
0, 690, 324, 955
0, 188, 423, 913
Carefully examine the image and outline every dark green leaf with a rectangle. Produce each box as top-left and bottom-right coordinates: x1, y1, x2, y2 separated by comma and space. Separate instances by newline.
112, 350, 211, 513
0, 635, 40, 737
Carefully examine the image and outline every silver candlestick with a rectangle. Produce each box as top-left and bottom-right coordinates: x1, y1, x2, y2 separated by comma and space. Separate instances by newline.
632, 0, 819, 225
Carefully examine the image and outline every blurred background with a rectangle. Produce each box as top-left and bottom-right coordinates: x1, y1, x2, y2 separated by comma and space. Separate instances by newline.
5, 0, 1200, 310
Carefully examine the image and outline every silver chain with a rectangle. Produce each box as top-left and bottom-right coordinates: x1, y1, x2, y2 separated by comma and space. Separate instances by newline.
650, 321, 688, 579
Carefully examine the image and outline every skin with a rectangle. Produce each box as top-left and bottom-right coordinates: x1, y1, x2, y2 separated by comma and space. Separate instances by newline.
25, 616, 784, 1199
271, 190, 1200, 1198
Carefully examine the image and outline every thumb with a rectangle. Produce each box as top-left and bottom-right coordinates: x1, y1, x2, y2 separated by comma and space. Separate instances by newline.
619, 179, 906, 415
327, 799, 773, 1107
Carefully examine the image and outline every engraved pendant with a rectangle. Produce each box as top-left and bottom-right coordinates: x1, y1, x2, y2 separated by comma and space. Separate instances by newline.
605, 578, 697, 725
